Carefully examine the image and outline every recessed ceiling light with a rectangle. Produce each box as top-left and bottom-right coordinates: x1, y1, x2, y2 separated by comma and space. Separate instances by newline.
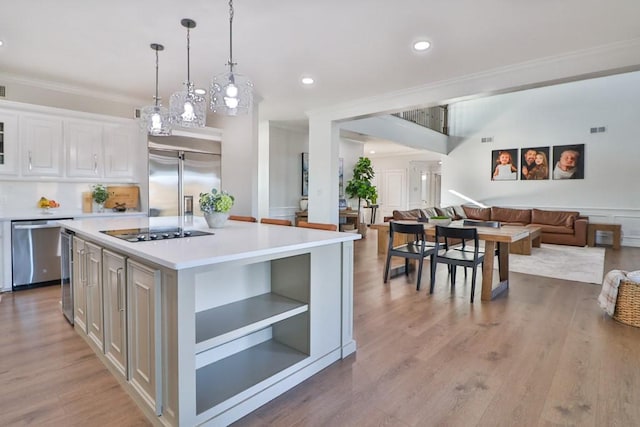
0, 40, 4, 47
301, 77, 314, 85
413, 40, 431, 51
369, 150, 376, 154
194, 88, 207, 95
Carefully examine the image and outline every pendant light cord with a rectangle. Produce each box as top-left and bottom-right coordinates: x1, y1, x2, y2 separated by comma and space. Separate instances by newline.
186, 26, 191, 82
154, 48, 160, 106
228, 0, 236, 72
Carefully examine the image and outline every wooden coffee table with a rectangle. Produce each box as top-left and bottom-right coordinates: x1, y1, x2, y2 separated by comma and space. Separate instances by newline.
509, 226, 541, 255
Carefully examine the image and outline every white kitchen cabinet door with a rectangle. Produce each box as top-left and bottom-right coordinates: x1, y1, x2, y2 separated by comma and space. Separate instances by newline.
20, 114, 63, 176
104, 124, 139, 180
0, 110, 18, 175
72, 237, 88, 332
66, 120, 103, 178
85, 241, 104, 351
128, 259, 161, 415
103, 249, 128, 378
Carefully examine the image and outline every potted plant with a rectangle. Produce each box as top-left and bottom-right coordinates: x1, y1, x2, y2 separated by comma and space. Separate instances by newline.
345, 157, 378, 236
91, 184, 109, 212
199, 188, 235, 228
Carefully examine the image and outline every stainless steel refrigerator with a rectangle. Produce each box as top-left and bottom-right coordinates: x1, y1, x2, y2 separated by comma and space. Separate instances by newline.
148, 135, 221, 217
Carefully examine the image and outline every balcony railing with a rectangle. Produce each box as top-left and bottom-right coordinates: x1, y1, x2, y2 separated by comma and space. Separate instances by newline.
392, 105, 448, 135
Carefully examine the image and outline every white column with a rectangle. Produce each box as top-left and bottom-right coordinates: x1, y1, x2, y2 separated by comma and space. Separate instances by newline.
307, 115, 339, 225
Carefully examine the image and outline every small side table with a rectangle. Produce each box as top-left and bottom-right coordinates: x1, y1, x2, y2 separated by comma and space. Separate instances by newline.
363, 204, 379, 225
587, 223, 621, 250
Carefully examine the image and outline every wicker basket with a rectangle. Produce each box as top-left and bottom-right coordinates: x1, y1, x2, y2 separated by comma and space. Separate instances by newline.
613, 280, 640, 328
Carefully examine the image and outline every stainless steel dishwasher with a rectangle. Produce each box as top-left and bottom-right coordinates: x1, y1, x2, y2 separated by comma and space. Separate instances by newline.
11, 218, 72, 290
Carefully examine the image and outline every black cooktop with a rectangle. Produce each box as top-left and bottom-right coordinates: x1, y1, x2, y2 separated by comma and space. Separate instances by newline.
100, 227, 213, 242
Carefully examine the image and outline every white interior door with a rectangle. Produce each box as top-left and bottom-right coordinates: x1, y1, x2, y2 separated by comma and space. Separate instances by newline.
380, 169, 406, 221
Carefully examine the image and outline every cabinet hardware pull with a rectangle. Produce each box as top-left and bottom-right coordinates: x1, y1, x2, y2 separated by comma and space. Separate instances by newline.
79, 249, 86, 284
116, 267, 124, 312
28, 150, 33, 171
93, 154, 98, 174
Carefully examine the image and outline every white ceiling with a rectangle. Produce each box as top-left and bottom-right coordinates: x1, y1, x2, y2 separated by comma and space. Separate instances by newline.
1, 0, 640, 124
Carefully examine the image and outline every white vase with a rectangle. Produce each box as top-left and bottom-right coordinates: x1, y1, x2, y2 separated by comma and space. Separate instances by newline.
204, 212, 229, 228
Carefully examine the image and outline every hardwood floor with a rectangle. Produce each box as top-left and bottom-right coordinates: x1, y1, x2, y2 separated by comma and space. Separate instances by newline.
1, 232, 639, 426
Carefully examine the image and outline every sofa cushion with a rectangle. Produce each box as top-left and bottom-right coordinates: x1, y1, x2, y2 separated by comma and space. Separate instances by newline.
423, 207, 440, 218
441, 206, 466, 220
531, 208, 579, 229
392, 209, 425, 220
491, 207, 531, 224
462, 205, 491, 221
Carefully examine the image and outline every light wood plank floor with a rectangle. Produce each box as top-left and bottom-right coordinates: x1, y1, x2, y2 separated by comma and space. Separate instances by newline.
1, 232, 639, 426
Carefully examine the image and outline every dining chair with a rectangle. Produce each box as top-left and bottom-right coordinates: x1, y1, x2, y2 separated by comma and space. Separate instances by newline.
459, 219, 501, 274
383, 222, 436, 291
430, 225, 485, 302
297, 221, 337, 231
228, 215, 257, 223
260, 218, 292, 226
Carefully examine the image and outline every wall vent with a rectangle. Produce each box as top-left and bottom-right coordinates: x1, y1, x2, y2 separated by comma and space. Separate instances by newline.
481, 137, 493, 143
590, 126, 606, 133
0, 86, 6, 97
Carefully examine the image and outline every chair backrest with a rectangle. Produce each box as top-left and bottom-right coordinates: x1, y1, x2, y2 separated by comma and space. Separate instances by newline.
298, 221, 337, 231
463, 219, 501, 228
389, 222, 426, 243
229, 215, 257, 223
260, 218, 292, 226
435, 225, 479, 250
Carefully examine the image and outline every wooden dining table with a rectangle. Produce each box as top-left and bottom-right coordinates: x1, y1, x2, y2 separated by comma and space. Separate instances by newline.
375, 220, 531, 301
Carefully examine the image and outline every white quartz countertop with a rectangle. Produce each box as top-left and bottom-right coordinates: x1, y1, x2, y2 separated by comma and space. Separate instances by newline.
0, 207, 145, 221
58, 216, 360, 270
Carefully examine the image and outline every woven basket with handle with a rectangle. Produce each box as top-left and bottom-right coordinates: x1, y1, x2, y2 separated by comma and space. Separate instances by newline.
613, 280, 640, 328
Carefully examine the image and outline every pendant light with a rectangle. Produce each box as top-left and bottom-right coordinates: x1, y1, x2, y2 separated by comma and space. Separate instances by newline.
170, 18, 206, 127
210, 0, 253, 116
141, 43, 172, 136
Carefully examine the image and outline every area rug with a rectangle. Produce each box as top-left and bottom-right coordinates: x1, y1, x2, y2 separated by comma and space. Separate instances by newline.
506, 243, 605, 284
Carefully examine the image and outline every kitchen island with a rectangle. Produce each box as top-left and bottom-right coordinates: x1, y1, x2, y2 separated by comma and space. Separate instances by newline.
58, 216, 359, 426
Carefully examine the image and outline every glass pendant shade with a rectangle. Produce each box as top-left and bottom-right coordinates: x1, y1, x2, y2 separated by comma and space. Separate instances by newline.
210, 71, 253, 116
210, 0, 254, 117
142, 104, 172, 136
169, 18, 206, 128
141, 43, 172, 136
170, 81, 207, 127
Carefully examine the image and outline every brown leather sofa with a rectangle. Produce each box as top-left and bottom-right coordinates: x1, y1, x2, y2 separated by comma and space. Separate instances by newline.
462, 206, 588, 246
388, 205, 588, 247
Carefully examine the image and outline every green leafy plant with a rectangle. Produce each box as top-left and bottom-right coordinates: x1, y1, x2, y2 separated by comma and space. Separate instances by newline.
91, 184, 109, 204
345, 157, 378, 221
199, 189, 235, 213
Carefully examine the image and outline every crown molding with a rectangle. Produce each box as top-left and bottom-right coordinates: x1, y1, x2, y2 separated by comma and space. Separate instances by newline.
0, 71, 147, 106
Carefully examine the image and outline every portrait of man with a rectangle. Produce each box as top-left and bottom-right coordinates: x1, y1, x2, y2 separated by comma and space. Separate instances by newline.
552, 144, 584, 179
521, 146, 550, 180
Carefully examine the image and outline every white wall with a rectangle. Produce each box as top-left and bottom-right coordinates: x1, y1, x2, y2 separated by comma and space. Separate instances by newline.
267, 124, 309, 221
443, 71, 640, 247
369, 153, 441, 222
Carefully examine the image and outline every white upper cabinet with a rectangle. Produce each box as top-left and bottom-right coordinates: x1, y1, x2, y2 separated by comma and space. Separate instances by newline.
66, 119, 104, 178
104, 123, 138, 179
0, 110, 18, 175
20, 114, 64, 177
0, 100, 143, 182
